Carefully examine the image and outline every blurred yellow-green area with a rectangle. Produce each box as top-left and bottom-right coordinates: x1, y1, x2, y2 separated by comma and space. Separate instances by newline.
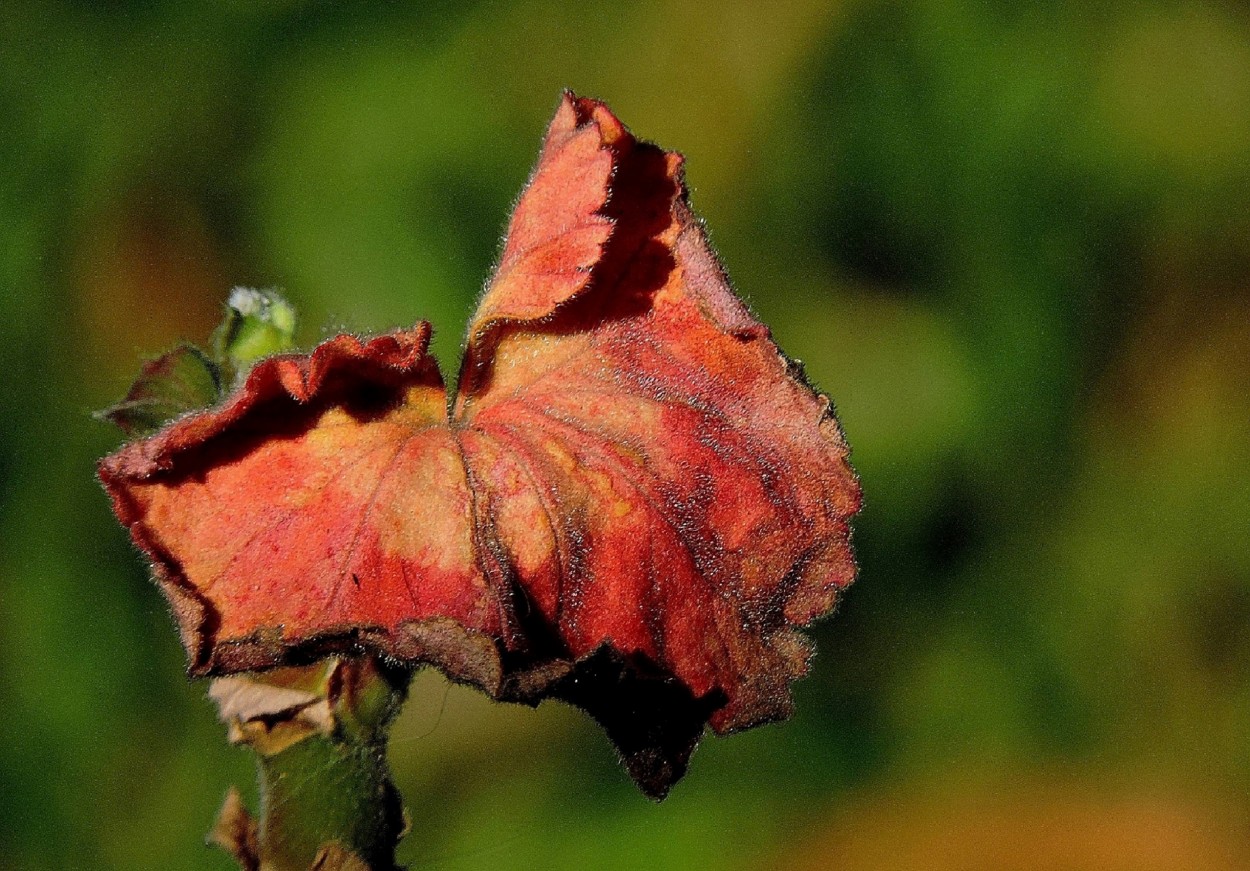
3, 1, 1250, 868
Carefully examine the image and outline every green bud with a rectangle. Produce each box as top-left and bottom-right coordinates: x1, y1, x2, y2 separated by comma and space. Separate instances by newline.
212, 287, 298, 382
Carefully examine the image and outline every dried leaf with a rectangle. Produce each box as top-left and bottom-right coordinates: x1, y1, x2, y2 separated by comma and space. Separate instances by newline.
209, 788, 259, 871
100, 91, 860, 797
210, 672, 333, 757
209, 659, 402, 756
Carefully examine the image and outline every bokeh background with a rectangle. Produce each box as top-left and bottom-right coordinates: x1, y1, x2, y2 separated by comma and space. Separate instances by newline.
3, 1, 1250, 868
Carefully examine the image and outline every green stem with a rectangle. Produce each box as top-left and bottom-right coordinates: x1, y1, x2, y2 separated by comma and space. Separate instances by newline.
212, 658, 410, 871
257, 730, 404, 871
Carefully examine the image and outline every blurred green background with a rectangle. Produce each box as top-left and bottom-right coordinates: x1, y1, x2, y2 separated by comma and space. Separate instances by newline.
3, 1, 1250, 868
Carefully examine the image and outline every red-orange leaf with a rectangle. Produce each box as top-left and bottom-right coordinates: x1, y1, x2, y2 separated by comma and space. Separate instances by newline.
99, 91, 861, 797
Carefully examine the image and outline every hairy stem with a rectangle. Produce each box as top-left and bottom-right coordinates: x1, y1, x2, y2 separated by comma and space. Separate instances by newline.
257, 728, 404, 870
211, 658, 409, 871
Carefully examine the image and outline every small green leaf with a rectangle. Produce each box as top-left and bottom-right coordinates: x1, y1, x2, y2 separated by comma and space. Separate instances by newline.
95, 345, 221, 437
213, 287, 298, 382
